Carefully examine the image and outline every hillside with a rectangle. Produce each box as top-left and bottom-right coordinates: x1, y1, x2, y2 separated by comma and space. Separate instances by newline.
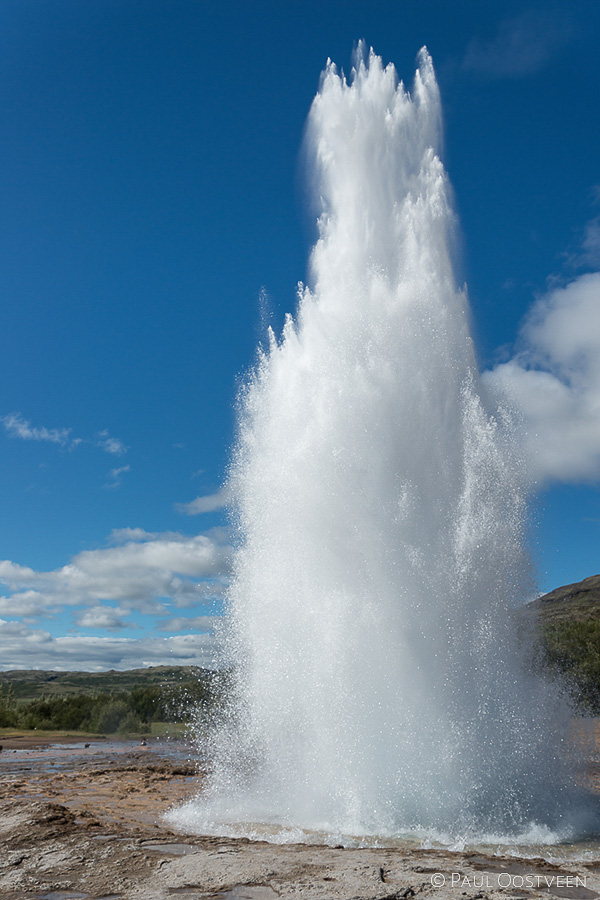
0, 665, 212, 702
531, 574, 600, 713
530, 574, 600, 624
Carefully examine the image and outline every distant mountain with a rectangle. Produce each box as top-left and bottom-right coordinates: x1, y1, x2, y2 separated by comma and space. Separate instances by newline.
529, 574, 600, 624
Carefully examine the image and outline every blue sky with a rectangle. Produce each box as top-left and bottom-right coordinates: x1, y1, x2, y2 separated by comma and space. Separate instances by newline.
1, 0, 599, 670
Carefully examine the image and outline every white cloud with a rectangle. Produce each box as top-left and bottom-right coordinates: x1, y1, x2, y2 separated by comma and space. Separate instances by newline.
0, 530, 232, 618
76, 605, 129, 630
563, 211, 600, 270
104, 464, 131, 489
109, 527, 158, 543
463, 10, 573, 78
157, 616, 216, 633
580, 217, 600, 269
484, 271, 600, 483
0, 589, 56, 618
1, 416, 128, 462
97, 430, 128, 455
1, 413, 71, 445
0, 619, 218, 671
108, 527, 198, 544
176, 488, 229, 515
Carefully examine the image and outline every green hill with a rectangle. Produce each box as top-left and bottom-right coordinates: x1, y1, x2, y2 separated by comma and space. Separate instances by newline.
0, 665, 210, 702
530, 574, 600, 624
531, 575, 600, 714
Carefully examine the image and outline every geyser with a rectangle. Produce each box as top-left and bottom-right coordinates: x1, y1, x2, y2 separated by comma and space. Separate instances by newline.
171, 47, 596, 844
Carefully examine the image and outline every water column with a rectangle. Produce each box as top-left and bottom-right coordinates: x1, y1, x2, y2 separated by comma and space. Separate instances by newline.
170, 47, 592, 844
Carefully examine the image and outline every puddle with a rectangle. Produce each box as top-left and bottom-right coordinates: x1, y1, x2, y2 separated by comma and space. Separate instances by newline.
0, 740, 195, 778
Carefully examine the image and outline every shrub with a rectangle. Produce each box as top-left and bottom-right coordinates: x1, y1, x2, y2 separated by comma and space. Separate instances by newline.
117, 711, 143, 735
94, 699, 129, 734
541, 619, 600, 714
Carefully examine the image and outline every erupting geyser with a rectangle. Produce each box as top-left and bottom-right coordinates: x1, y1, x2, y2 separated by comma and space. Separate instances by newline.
170, 47, 598, 844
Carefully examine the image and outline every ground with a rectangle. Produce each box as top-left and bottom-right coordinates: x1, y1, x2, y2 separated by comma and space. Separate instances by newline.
1, 735, 599, 900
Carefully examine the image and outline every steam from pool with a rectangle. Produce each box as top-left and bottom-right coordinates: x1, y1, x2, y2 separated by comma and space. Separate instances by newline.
170, 47, 597, 843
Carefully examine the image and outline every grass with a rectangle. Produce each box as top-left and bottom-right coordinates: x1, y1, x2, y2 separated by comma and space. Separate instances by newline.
0, 727, 105, 741
0, 723, 190, 742
149, 721, 188, 738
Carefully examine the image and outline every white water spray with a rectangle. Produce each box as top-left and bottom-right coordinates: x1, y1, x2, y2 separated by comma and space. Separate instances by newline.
171, 47, 597, 843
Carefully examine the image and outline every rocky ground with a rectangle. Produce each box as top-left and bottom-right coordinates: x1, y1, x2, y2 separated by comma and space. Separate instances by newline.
1, 738, 600, 900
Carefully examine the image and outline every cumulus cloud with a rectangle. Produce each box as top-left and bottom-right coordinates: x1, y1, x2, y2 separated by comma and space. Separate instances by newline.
0, 619, 218, 671
176, 488, 229, 515
0, 529, 232, 620
75, 605, 129, 630
484, 271, 600, 483
463, 10, 573, 78
1, 413, 71, 445
157, 615, 216, 633
0, 589, 56, 618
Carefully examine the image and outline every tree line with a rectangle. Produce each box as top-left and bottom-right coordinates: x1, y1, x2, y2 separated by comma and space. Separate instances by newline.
2, 623, 600, 733
0, 677, 223, 734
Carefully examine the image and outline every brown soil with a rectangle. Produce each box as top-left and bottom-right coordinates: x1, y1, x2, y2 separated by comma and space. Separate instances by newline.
1, 740, 600, 900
